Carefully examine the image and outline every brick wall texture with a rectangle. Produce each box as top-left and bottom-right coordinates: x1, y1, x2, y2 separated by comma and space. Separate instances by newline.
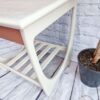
37, 0, 100, 61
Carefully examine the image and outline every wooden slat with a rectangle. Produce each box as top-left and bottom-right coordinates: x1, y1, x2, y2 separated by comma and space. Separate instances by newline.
0, 45, 17, 50
41, 48, 60, 69
21, 64, 32, 75
34, 41, 40, 47
25, 68, 34, 76
34, 41, 39, 45
7, 50, 26, 66
35, 43, 40, 48
4, 81, 41, 100
0, 63, 41, 87
0, 39, 67, 95
0, 69, 8, 76
3, 56, 63, 100
0, 73, 23, 99
30, 48, 60, 79
36, 40, 66, 51
38, 62, 78, 100
2, 49, 22, 59
38, 45, 51, 60
13, 56, 29, 70
6, 40, 65, 69
1, 40, 64, 84
36, 43, 46, 52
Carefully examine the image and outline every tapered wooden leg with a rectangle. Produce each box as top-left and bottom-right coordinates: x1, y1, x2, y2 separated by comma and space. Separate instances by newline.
0, 5, 77, 96
20, 4, 77, 96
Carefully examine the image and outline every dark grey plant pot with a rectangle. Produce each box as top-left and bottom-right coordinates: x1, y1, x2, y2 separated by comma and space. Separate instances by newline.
78, 49, 100, 87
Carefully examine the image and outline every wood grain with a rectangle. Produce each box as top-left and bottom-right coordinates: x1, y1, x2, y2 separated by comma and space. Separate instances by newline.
3, 56, 63, 100
38, 62, 78, 100
0, 38, 100, 100
0, 26, 23, 44
0, 38, 23, 77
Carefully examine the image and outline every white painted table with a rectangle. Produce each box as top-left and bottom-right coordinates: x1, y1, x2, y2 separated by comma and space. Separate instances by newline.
0, 0, 77, 96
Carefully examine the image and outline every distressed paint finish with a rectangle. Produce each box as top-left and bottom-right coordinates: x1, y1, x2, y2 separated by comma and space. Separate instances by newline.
0, 39, 100, 100
0, 0, 77, 95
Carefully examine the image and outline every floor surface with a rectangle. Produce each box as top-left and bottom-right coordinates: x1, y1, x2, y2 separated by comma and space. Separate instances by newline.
0, 38, 99, 100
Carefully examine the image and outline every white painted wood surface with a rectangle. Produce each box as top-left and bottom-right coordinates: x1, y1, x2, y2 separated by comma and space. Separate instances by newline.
0, 39, 100, 100
0, 0, 69, 29
18, 0, 76, 95
0, 40, 66, 87
38, 62, 78, 100
0, 0, 76, 95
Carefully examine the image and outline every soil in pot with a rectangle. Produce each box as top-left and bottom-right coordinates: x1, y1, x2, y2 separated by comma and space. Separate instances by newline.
79, 49, 100, 71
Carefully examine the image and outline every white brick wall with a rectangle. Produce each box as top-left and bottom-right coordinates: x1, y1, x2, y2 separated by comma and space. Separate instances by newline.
37, 0, 100, 62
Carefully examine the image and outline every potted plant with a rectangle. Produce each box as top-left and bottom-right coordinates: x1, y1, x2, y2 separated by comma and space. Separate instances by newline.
78, 40, 100, 87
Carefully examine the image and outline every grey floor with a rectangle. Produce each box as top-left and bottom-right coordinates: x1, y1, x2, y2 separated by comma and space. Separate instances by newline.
0, 38, 99, 100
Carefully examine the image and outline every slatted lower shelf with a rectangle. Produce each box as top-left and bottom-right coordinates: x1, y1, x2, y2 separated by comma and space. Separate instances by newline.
2, 40, 66, 87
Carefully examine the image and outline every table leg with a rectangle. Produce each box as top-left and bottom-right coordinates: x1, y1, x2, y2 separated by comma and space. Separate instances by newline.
20, 4, 77, 96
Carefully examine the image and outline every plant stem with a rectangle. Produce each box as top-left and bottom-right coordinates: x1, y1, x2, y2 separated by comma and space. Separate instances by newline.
92, 40, 100, 64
